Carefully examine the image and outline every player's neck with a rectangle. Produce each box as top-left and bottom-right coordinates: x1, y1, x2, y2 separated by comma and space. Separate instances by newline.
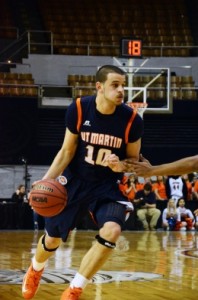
95, 96, 116, 115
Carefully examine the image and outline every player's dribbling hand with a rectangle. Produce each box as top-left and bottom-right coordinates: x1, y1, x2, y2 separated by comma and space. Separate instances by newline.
31, 180, 42, 188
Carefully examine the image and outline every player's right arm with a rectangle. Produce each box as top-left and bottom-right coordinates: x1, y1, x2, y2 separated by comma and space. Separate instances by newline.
43, 100, 81, 180
43, 128, 78, 180
132, 154, 198, 177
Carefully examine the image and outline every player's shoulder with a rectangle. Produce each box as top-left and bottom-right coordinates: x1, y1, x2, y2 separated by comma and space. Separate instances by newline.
119, 103, 140, 118
120, 103, 143, 128
120, 102, 133, 113
80, 95, 96, 106
67, 95, 95, 112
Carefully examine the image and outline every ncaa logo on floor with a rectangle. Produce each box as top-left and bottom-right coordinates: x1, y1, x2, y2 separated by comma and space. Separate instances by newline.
0, 269, 163, 284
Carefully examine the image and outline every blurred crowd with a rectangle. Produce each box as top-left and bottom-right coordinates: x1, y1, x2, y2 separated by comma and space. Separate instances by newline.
119, 173, 198, 202
119, 172, 198, 231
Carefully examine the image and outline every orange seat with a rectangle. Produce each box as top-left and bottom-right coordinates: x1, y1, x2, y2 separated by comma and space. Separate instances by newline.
23, 87, 38, 97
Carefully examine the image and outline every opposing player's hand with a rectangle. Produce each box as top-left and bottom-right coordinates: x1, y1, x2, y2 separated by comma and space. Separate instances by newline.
124, 154, 153, 177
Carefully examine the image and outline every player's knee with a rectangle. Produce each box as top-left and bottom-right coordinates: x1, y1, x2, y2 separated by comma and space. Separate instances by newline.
100, 222, 121, 241
95, 234, 116, 249
41, 234, 61, 252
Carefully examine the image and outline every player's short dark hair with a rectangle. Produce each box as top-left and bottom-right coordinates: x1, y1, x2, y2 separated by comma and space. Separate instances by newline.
96, 65, 125, 83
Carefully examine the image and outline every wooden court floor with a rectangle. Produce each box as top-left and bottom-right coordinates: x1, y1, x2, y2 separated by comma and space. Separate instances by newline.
1, 229, 198, 299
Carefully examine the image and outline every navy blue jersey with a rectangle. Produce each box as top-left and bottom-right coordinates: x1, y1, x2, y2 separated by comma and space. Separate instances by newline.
135, 190, 157, 205
65, 96, 144, 182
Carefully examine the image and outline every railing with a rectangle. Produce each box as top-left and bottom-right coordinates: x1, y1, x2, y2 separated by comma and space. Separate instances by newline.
0, 30, 198, 64
0, 30, 198, 103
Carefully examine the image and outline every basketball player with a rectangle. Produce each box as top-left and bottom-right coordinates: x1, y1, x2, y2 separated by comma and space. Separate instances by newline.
22, 65, 144, 300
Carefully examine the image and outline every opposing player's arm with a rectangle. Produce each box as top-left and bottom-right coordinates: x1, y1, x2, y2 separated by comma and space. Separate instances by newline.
43, 128, 78, 179
133, 154, 198, 177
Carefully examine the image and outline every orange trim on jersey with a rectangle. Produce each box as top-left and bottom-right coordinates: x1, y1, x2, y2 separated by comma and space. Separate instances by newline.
89, 211, 98, 226
125, 111, 137, 143
76, 97, 82, 132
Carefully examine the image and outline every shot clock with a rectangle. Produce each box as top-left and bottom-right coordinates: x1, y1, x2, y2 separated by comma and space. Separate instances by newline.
120, 38, 142, 58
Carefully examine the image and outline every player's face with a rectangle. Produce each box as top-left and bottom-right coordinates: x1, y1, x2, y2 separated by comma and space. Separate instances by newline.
97, 73, 126, 105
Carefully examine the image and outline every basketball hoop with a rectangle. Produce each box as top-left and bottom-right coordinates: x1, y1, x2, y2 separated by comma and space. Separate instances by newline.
126, 102, 148, 118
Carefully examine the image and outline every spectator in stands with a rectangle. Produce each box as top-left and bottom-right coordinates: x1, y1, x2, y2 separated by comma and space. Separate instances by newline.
119, 173, 137, 202
177, 197, 195, 231
195, 215, 198, 230
11, 184, 28, 229
152, 175, 167, 201
162, 198, 180, 231
193, 174, 198, 200
134, 182, 161, 231
135, 176, 146, 191
182, 174, 193, 200
165, 175, 188, 206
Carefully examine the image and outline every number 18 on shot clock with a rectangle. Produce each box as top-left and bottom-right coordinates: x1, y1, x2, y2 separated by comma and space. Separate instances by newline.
120, 38, 142, 58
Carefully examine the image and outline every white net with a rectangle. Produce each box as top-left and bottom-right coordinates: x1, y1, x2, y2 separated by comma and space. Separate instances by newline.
126, 102, 148, 118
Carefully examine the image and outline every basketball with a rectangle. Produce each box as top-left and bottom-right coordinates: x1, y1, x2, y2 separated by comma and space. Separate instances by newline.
29, 179, 67, 217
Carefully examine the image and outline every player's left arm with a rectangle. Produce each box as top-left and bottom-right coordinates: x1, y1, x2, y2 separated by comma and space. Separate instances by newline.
119, 138, 141, 172
123, 111, 143, 172
104, 112, 143, 172
126, 138, 141, 161
103, 139, 141, 172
